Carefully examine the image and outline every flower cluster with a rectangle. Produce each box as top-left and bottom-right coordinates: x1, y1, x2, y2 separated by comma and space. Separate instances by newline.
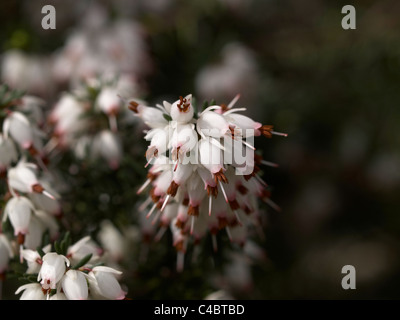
15, 236, 126, 300
130, 94, 286, 271
46, 75, 142, 170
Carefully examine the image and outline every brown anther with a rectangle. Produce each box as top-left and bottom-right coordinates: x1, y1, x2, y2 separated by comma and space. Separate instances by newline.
220, 104, 228, 113
207, 185, 218, 198
229, 199, 240, 211
259, 125, 274, 138
32, 183, 44, 194
175, 219, 186, 229
128, 101, 139, 113
187, 205, 199, 217
229, 125, 236, 139
150, 187, 160, 203
27, 144, 38, 156
243, 165, 260, 181
167, 181, 179, 197
243, 205, 253, 215
17, 233, 25, 245
147, 172, 159, 181
145, 147, 158, 159
237, 184, 248, 195
214, 169, 228, 184
177, 96, 190, 113
182, 198, 189, 206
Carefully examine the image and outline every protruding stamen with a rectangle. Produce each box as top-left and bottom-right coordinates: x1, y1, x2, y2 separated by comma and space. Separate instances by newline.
209, 196, 212, 216
138, 196, 152, 211
190, 216, 195, 235
214, 169, 228, 184
227, 94, 241, 110
160, 194, 170, 212
146, 203, 157, 219
261, 160, 279, 168
155, 227, 167, 242
218, 181, 228, 203
137, 179, 151, 194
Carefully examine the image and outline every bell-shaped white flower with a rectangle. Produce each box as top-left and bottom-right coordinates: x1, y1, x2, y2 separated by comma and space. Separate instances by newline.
197, 109, 229, 139
3, 196, 34, 237
21, 244, 51, 274
15, 283, 46, 300
170, 94, 194, 123
96, 87, 121, 116
88, 266, 126, 300
92, 130, 123, 170
61, 269, 88, 300
129, 100, 167, 129
97, 220, 125, 262
37, 252, 70, 292
7, 161, 55, 199
3, 111, 34, 150
67, 236, 101, 266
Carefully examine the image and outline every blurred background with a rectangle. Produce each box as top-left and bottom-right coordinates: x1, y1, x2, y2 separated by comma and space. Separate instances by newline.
1, 0, 400, 299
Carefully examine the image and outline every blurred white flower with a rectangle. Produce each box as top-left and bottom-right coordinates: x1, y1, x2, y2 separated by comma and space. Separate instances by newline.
92, 130, 123, 170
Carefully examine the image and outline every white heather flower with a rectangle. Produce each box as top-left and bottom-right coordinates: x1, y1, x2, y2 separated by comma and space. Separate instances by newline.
61, 270, 89, 300
96, 87, 122, 116
0, 234, 14, 275
7, 161, 55, 199
88, 266, 126, 300
37, 252, 70, 294
97, 220, 125, 262
128, 100, 167, 129
130, 94, 286, 269
169, 94, 194, 123
3, 196, 34, 238
3, 111, 35, 150
15, 283, 46, 300
67, 236, 101, 266
21, 244, 51, 274
92, 130, 123, 170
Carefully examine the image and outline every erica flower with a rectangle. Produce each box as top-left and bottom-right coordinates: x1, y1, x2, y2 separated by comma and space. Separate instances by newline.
3, 196, 35, 242
37, 252, 70, 295
87, 266, 126, 300
61, 269, 89, 300
130, 93, 286, 271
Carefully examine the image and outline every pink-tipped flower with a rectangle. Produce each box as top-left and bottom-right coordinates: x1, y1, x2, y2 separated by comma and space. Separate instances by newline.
87, 266, 126, 300
3, 196, 34, 240
37, 252, 70, 294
